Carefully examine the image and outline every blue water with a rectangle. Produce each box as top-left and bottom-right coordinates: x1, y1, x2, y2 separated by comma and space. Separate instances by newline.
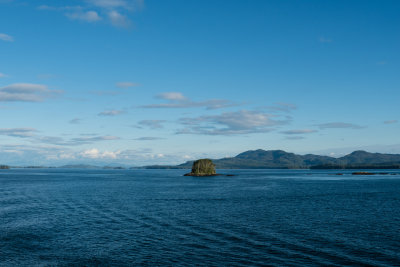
1, 169, 400, 266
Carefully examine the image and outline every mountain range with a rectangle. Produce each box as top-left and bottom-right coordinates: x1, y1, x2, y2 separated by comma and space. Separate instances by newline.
143, 150, 400, 169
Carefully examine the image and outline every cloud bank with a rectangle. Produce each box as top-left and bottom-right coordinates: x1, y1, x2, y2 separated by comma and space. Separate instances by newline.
177, 110, 288, 135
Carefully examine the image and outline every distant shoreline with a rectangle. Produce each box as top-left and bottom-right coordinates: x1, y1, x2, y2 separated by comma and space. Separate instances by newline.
1, 166, 400, 170
2, 149, 400, 170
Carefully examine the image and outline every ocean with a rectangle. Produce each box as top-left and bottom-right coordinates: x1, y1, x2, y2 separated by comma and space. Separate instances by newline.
1, 169, 399, 266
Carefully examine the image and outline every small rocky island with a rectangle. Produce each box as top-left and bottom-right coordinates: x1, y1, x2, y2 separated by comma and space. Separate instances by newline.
184, 159, 235, 177
184, 159, 219, 177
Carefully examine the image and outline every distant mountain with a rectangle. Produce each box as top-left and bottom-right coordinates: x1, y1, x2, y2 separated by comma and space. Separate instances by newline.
59, 164, 100, 169
337, 150, 400, 165
142, 149, 400, 169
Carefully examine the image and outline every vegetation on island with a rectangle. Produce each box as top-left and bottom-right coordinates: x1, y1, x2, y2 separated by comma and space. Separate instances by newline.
0, 165, 10, 169
184, 159, 217, 176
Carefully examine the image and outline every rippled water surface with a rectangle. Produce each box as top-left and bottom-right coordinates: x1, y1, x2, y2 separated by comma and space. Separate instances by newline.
1, 169, 400, 266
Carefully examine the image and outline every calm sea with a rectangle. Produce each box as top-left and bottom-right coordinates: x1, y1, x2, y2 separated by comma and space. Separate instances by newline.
1, 169, 399, 266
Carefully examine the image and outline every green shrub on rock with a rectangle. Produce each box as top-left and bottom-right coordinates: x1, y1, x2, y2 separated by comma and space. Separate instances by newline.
184, 159, 216, 176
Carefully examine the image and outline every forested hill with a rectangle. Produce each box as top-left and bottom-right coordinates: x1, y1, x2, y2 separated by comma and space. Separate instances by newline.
142, 149, 400, 169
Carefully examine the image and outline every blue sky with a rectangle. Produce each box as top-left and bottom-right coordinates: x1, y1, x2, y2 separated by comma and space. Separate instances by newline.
0, 0, 399, 166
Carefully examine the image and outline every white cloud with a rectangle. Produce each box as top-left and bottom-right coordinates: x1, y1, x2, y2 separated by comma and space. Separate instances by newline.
80, 148, 120, 159
66, 10, 102, 22
98, 109, 124, 116
0, 83, 61, 102
0, 33, 13, 42
108, 10, 130, 27
116, 81, 139, 88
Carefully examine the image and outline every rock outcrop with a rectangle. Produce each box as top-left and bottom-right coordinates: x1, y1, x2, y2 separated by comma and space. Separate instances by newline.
184, 159, 217, 176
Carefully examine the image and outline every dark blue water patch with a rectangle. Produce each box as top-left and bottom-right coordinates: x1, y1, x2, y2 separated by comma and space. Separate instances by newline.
0, 169, 399, 266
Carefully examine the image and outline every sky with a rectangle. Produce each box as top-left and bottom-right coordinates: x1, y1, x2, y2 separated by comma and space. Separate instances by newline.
0, 0, 399, 166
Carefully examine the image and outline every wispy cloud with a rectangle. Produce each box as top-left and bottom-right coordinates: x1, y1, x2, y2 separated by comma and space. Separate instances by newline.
316, 122, 365, 129
91, 90, 122, 96
38, 0, 143, 27
71, 135, 119, 143
319, 36, 332, 43
34, 136, 65, 145
116, 81, 139, 88
134, 137, 164, 141
98, 109, 124, 116
265, 102, 297, 113
86, 0, 144, 11
0, 33, 13, 42
177, 110, 288, 135
0, 128, 37, 138
87, 0, 130, 9
0, 83, 61, 102
35, 135, 120, 146
0, 125, 119, 147
281, 129, 317, 135
138, 120, 166, 129
384, 120, 398, 124
69, 118, 82, 124
108, 10, 130, 27
0, 73, 7, 78
66, 10, 102, 22
157, 92, 186, 101
285, 136, 305, 140
141, 92, 239, 110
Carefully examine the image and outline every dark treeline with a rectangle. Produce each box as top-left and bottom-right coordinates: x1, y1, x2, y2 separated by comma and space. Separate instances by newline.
311, 165, 400, 169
